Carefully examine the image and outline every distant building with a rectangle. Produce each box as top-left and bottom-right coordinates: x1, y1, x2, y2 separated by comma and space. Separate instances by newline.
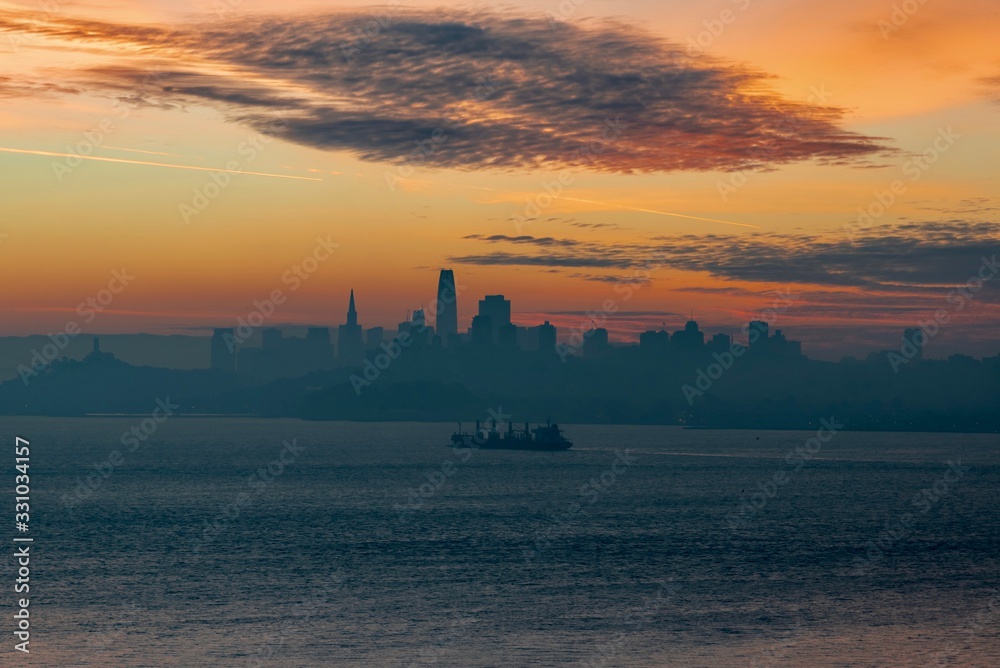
583, 327, 611, 357
436, 269, 458, 346
338, 290, 364, 364
398, 309, 432, 345
366, 327, 384, 350
517, 325, 539, 351
639, 330, 669, 355
498, 322, 519, 350
210, 328, 237, 372
709, 333, 732, 354
478, 295, 511, 342
771, 329, 802, 358
672, 320, 704, 351
470, 314, 493, 346
537, 320, 557, 354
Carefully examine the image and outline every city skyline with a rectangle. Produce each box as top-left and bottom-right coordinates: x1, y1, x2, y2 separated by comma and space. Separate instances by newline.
0, 0, 997, 362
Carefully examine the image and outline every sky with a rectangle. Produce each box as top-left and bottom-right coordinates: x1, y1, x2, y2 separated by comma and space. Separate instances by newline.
0, 0, 998, 359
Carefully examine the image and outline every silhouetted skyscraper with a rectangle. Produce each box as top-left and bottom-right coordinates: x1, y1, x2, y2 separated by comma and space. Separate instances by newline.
478, 295, 511, 342
583, 327, 610, 357
471, 314, 493, 346
640, 329, 669, 355
498, 322, 518, 349
338, 290, 364, 364
672, 319, 704, 351
436, 269, 458, 346
537, 320, 557, 354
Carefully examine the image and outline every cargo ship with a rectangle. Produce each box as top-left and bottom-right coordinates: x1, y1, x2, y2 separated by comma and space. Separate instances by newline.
451, 419, 573, 451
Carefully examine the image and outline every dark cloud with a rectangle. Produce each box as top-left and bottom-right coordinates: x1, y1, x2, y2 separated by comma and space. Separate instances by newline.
0, 7, 893, 173
463, 233, 579, 247
450, 221, 1000, 295
567, 272, 652, 285
915, 197, 999, 217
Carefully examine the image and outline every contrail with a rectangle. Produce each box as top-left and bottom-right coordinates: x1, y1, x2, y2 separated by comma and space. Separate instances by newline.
0, 147, 322, 181
100, 145, 183, 157
559, 196, 761, 229
400, 178, 758, 229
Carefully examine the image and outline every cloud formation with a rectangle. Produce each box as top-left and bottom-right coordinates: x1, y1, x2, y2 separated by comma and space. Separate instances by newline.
451, 221, 1000, 296
0, 7, 892, 173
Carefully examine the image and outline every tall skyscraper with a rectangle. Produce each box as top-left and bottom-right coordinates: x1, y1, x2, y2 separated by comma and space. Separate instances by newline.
436, 269, 458, 346
338, 289, 364, 364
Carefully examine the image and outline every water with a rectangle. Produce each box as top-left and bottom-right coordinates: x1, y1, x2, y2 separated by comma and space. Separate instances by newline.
1, 417, 998, 667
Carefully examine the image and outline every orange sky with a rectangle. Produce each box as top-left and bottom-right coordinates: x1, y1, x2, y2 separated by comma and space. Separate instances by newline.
0, 0, 998, 358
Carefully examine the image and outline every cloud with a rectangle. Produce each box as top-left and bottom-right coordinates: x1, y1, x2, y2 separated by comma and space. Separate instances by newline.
0, 7, 892, 173
0, 75, 79, 98
463, 233, 580, 247
450, 221, 1000, 295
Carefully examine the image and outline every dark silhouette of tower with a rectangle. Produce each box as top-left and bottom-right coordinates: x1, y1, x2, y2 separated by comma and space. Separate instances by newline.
748, 320, 770, 352
478, 295, 511, 343
338, 290, 364, 365
436, 269, 458, 346
538, 320, 557, 354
